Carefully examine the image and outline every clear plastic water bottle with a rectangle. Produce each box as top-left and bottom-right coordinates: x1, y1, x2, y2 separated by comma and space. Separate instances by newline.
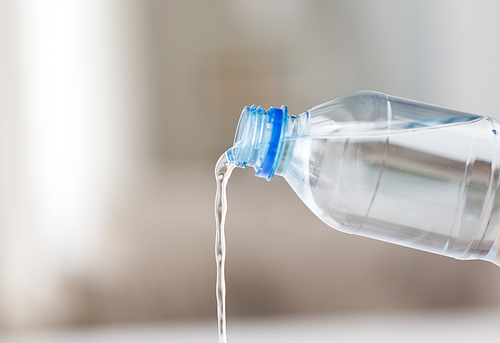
226, 91, 500, 265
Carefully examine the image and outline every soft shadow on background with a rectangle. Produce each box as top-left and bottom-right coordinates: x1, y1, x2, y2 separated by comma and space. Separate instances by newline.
1, 0, 500, 332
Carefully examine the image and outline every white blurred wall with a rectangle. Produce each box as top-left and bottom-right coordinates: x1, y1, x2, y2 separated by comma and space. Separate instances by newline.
0, 0, 150, 327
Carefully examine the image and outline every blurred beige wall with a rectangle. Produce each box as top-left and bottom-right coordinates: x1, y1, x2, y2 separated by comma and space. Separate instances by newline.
2, 0, 500, 331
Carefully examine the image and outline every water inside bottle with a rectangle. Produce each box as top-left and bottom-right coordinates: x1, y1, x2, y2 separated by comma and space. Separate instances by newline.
214, 152, 234, 343
282, 115, 499, 260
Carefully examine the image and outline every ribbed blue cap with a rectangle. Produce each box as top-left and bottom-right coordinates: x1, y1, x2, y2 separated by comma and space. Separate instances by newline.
228, 105, 287, 180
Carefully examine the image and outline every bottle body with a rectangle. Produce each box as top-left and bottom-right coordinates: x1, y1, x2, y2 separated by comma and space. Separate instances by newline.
229, 91, 500, 265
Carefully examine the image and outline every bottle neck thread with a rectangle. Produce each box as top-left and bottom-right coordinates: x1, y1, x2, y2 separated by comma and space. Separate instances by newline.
227, 105, 288, 180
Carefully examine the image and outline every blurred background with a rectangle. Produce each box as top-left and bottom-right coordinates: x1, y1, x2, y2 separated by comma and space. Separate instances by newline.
1, 0, 500, 334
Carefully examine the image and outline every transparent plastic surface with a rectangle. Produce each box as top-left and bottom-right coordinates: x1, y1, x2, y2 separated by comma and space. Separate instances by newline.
277, 91, 500, 264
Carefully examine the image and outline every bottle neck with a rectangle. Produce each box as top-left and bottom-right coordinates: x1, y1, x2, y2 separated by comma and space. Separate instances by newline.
227, 105, 288, 180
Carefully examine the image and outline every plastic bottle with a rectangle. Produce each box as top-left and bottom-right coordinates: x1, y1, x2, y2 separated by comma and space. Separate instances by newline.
226, 91, 500, 265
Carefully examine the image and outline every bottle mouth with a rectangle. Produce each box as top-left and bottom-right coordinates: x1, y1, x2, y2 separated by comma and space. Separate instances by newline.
228, 105, 287, 180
